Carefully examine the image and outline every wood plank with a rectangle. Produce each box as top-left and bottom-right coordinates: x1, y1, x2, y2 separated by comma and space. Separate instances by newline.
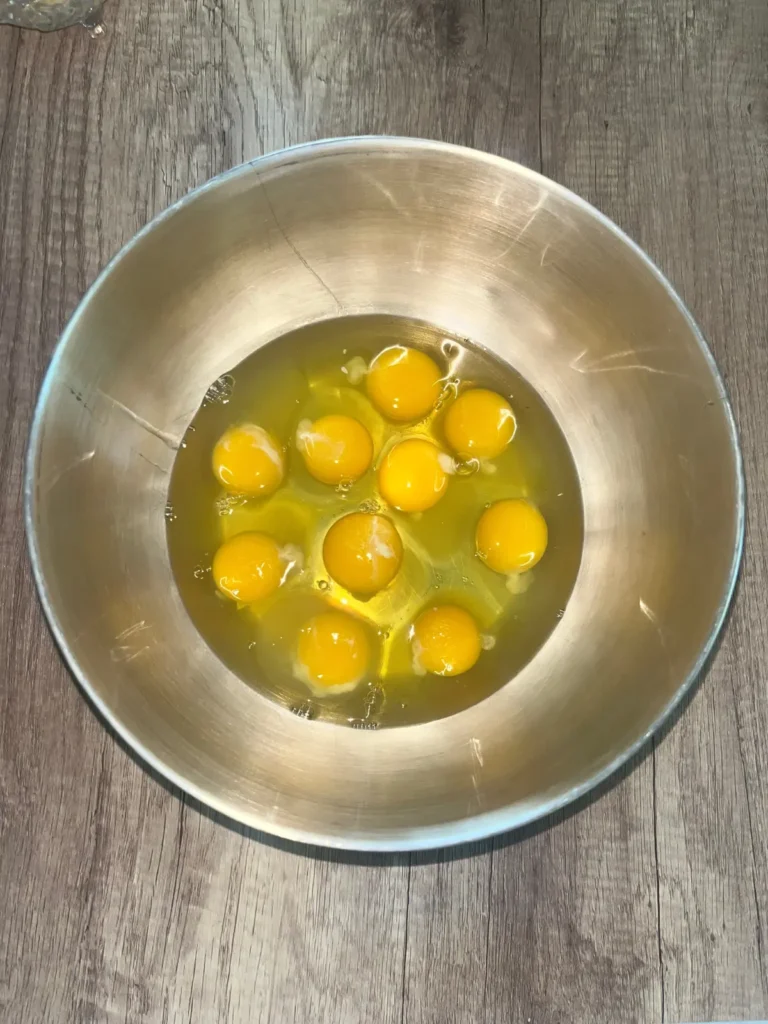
406, 3, 659, 1021
647, 0, 768, 1015
404, 843, 493, 1024
220, 0, 540, 164
0, 30, 19, 136
541, 0, 768, 1020
352, 3, 543, 1021
487, 764, 661, 1024
0, 25, 121, 1023
0, 6, 410, 1024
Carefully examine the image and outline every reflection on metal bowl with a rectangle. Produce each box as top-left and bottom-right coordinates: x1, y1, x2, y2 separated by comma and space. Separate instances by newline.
25, 138, 743, 851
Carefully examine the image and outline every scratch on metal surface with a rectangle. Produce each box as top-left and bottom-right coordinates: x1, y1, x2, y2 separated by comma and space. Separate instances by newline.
470, 771, 484, 809
96, 392, 181, 449
570, 348, 693, 380
256, 171, 343, 311
639, 598, 670, 670
639, 597, 660, 626
413, 231, 427, 273
112, 621, 152, 662
138, 452, 170, 474
491, 196, 549, 266
354, 169, 412, 218
468, 737, 486, 807
116, 620, 148, 641
42, 450, 95, 492
513, 197, 547, 242
111, 644, 150, 664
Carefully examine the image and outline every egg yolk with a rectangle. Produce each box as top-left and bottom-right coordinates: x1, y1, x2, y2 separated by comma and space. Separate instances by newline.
322, 512, 403, 595
296, 414, 373, 485
476, 498, 548, 574
212, 424, 284, 496
378, 438, 452, 513
296, 610, 371, 693
212, 531, 289, 603
411, 605, 482, 676
366, 346, 442, 422
443, 389, 516, 459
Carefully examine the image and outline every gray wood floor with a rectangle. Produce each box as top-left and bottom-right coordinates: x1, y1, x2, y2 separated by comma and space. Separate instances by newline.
1, 1, 767, 1021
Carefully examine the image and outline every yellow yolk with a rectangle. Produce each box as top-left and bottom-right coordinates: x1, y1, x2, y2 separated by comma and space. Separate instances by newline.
411, 605, 482, 677
295, 610, 371, 693
443, 389, 516, 459
296, 414, 373, 485
212, 532, 296, 603
212, 423, 284, 496
322, 512, 403, 595
366, 346, 442, 422
378, 438, 453, 513
476, 499, 548, 574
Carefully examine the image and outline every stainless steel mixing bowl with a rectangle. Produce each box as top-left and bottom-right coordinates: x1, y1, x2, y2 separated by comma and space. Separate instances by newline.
25, 138, 743, 850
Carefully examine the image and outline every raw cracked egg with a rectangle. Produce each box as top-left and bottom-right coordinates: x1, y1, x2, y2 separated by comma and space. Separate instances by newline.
476, 499, 548, 574
410, 605, 483, 677
366, 345, 442, 422
378, 438, 454, 513
212, 531, 301, 603
212, 423, 284, 496
322, 512, 403, 595
443, 388, 516, 460
295, 610, 371, 694
296, 414, 373, 485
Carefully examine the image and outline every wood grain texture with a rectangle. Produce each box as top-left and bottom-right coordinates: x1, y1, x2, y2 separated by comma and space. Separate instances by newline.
0, 1, 766, 1022
540, 1, 768, 1019
220, 0, 541, 162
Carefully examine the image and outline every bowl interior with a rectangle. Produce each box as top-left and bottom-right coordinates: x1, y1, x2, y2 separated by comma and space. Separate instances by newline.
27, 139, 742, 849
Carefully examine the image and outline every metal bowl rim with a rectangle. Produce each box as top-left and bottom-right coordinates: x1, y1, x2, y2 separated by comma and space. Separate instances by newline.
24, 136, 746, 851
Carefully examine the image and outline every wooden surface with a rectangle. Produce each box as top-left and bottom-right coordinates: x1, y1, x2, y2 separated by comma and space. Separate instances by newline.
1, 1, 767, 1021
